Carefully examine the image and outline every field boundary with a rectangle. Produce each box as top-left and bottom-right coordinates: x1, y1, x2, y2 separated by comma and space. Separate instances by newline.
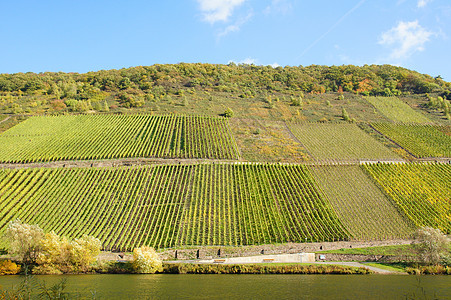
3, 157, 451, 170
368, 123, 418, 159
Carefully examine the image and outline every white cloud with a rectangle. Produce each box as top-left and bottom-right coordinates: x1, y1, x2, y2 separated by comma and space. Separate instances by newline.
417, 0, 432, 8
197, 0, 247, 23
228, 57, 257, 65
264, 0, 293, 15
379, 20, 434, 59
269, 63, 280, 68
217, 12, 253, 38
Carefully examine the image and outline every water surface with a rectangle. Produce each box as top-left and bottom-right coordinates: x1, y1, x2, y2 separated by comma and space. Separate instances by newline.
1, 274, 450, 299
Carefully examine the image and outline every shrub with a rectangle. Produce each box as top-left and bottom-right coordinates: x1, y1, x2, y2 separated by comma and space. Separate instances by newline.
342, 107, 351, 122
290, 96, 303, 107
163, 263, 372, 275
32, 264, 63, 275
33, 232, 101, 274
50, 99, 67, 111
0, 260, 21, 275
223, 107, 234, 118
132, 246, 163, 274
406, 265, 451, 275
118, 92, 144, 108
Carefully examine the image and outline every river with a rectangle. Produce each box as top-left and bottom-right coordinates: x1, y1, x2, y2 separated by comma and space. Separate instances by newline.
1, 274, 450, 299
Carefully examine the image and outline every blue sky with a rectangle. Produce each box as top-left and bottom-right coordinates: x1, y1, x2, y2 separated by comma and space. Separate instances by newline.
1, 0, 450, 80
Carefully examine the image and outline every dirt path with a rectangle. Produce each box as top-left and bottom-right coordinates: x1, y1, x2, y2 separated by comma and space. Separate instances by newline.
0, 115, 10, 124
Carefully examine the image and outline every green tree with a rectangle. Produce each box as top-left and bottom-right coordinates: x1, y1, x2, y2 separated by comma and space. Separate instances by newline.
223, 107, 234, 118
290, 96, 303, 107
103, 100, 110, 112
118, 92, 144, 108
342, 107, 351, 122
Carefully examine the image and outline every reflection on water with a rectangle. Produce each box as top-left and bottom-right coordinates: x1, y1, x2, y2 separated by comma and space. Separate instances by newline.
0, 274, 450, 299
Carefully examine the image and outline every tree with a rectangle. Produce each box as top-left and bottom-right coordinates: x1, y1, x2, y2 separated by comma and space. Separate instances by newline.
342, 107, 351, 122
223, 107, 234, 118
118, 92, 144, 108
34, 231, 70, 274
132, 246, 163, 274
70, 235, 102, 272
4, 219, 44, 266
103, 100, 110, 112
290, 96, 303, 107
414, 227, 450, 265
34, 232, 101, 274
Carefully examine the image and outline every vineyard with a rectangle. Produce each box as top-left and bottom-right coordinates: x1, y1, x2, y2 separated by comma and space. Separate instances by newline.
0, 114, 240, 163
287, 122, 400, 161
0, 164, 350, 251
0, 104, 450, 253
363, 163, 451, 234
366, 96, 432, 123
310, 165, 415, 240
438, 125, 451, 136
371, 123, 451, 158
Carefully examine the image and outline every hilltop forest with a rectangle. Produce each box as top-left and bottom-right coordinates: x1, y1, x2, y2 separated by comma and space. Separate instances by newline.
0, 64, 450, 116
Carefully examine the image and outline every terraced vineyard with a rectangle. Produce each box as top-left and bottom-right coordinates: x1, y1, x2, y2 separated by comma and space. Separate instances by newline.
371, 123, 451, 158
287, 122, 400, 161
0, 164, 349, 251
363, 163, 451, 234
0, 114, 239, 163
310, 165, 415, 240
366, 96, 432, 123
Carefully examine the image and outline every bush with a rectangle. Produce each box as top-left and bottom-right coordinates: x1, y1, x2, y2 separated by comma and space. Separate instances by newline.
2, 222, 102, 275
163, 263, 372, 274
118, 92, 144, 108
32, 264, 63, 275
0, 260, 21, 275
290, 96, 303, 107
342, 107, 351, 122
406, 265, 451, 275
33, 232, 102, 274
132, 246, 163, 274
223, 108, 234, 118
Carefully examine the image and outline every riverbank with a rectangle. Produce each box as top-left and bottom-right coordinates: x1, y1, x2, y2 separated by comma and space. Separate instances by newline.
162, 263, 372, 274
98, 239, 415, 262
